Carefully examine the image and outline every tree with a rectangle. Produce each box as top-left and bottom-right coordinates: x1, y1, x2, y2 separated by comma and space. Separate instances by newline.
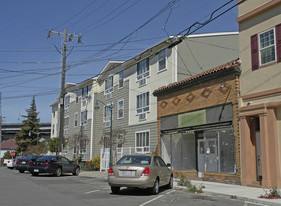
48, 137, 66, 155
100, 128, 127, 164
67, 132, 89, 163
15, 96, 40, 153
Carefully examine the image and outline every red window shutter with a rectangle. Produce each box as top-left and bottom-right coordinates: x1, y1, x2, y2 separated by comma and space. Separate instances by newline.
251, 34, 259, 70
276, 23, 281, 63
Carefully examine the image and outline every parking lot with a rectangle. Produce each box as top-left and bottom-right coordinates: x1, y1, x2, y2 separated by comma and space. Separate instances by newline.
0, 167, 250, 206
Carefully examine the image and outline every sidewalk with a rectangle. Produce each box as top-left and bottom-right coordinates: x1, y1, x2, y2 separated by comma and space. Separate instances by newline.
80, 170, 281, 206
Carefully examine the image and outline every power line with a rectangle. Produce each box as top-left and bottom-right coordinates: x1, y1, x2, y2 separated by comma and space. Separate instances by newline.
53, 0, 98, 30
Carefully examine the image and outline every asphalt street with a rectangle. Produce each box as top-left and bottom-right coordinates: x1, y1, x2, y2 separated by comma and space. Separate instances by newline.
0, 167, 249, 206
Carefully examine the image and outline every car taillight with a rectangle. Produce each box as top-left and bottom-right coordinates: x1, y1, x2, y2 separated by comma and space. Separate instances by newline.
16, 159, 20, 164
108, 167, 115, 176
29, 162, 34, 166
141, 167, 150, 176
13, 159, 16, 162
42, 163, 50, 166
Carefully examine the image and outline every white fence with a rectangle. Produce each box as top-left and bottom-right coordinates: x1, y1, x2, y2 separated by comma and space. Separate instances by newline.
100, 147, 135, 171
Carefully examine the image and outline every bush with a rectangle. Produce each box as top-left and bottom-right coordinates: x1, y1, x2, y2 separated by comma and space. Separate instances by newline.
84, 157, 100, 171
177, 173, 205, 193
259, 187, 281, 199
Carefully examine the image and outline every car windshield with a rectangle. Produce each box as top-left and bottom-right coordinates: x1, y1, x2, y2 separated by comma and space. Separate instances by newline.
117, 156, 151, 165
38, 156, 57, 162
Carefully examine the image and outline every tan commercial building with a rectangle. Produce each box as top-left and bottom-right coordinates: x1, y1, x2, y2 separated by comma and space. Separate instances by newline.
153, 59, 241, 184
237, 0, 281, 187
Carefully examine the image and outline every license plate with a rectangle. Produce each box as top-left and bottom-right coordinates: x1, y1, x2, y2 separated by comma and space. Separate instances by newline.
122, 171, 133, 176
34, 169, 39, 172
22, 161, 26, 164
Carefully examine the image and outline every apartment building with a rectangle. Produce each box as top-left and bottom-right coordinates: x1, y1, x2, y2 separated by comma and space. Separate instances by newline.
51, 32, 239, 170
237, 0, 281, 188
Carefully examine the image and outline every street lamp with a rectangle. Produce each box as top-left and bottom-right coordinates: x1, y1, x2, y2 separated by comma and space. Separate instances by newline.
94, 100, 113, 168
29, 130, 40, 146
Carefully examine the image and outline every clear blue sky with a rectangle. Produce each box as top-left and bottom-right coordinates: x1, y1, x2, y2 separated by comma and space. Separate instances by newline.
0, 0, 238, 123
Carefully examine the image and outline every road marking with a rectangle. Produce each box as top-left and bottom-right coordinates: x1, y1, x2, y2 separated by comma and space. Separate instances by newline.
139, 195, 164, 206
166, 190, 176, 195
244, 201, 270, 206
83, 190, 100, 194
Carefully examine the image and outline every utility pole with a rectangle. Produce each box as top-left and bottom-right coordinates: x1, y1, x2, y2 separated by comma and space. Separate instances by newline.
0, 92, 2, 160
47, 29, 82, 153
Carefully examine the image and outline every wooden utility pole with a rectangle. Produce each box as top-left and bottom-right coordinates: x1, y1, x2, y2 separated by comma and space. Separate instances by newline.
47, 29, 82, 153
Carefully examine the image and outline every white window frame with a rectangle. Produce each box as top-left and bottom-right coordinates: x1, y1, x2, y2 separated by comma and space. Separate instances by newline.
259, 28, 276, 66
81, 110, 87, 126
74, 112, 78, 128
158, 49, 167, 72
118, 71, 124, 89
75, 90, 79, 104
52, 106, 57, 118
136, 91, 150, 120
103, 104, 112, 127
104, 75, 114, 99
64, 116, 69, 135
136, 58, 150, 87
135, 130, 150, 154
65, 95, 70, 113
117, 99, 124, 119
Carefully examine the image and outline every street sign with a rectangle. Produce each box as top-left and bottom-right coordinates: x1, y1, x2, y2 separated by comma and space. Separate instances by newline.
10, 152, 15, 157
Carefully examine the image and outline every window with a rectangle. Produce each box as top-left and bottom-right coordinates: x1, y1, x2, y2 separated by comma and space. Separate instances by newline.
104, 105, 111, 127
251, 23, 281, 70
135, 131, 150, 153
75, 90, 79, 104
64, 116, 69, 135
82, 86, 88, 106
259, 28, 276, 65
81, 110, 87, 125
117, 99, 124, 119
65, 96, 70, 113
137, 58, 149, 87
74, 113, 78, 128
52, 124, 55, 135
52, 106, 57, 118
136, 92, 149, 120
158, 49, 166, 72
119, 71, 124, 89
105, 76, 113, 99
80, 139, 87, 158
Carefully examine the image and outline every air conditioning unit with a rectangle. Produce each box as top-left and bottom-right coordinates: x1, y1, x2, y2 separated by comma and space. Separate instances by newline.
139, 113, 146, 121
139, 78, 146, 87
105, 93, 112, 100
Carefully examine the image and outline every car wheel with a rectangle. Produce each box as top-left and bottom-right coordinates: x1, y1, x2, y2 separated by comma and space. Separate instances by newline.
31, 172, 39, 176
54, 167, 62, 177
150, 179, 159, 195
73, 167, 80, 176
19, 170, 25, 173
111, 187, 120, 194
166, 175, 173, 189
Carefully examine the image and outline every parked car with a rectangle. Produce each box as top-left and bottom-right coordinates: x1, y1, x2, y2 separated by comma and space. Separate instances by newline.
15, 154, 41, 173
6, 158, 17, 169
27, 155, 80, 177
107, 154, 173, 195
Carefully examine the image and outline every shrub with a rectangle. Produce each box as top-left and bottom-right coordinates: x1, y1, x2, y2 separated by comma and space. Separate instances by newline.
84, 157, 100, 171
259, 187, 281, 199
177, 173, 205, 193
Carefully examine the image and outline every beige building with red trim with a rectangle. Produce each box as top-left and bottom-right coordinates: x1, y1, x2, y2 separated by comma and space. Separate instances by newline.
237, 0, 281, 188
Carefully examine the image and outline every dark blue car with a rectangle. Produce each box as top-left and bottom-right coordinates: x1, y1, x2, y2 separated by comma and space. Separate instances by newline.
27, 155, 80, 177
15, 154, 41, 173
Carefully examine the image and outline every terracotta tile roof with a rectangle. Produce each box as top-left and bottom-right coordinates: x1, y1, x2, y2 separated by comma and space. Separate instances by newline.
1, 138, 17, 150
153, 59, 241, 96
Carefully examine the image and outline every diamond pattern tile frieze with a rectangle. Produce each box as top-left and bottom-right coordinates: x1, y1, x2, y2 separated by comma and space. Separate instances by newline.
201, 88, 212, 98
172, 97, 181, 106
185, 92, 195, 103
160, 101, 168, 109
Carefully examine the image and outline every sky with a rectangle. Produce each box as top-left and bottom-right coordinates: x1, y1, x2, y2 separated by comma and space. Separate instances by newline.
0, 0, 239, 123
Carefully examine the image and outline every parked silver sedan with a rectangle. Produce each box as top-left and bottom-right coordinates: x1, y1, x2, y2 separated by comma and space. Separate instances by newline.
107, 154, 173, 195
